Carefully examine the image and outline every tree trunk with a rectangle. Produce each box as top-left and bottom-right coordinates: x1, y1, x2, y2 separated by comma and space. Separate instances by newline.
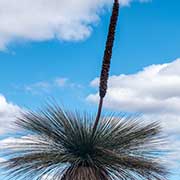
61, 166, 109, 180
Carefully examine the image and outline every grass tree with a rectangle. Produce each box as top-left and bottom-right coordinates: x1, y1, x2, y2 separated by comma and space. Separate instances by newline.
1, 0, 168, 179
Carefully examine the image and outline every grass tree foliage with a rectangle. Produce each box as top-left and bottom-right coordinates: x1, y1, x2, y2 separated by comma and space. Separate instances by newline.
2, 107, 167, 180
1, 0, 168, 179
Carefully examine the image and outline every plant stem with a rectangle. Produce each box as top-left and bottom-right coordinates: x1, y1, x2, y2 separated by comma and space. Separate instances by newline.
92, 0, 119, 135
92, 97, 103, 135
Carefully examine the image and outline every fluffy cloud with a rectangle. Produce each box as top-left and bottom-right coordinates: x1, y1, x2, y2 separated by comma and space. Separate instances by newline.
0, 94, 21, 134
0, 0, 149, 50
87, 59, 180, 134
88, 58, 180, 113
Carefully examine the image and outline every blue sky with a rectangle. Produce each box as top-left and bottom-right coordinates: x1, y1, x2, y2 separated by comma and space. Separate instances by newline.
1, 0, 180, 109
0, 0, 180, 179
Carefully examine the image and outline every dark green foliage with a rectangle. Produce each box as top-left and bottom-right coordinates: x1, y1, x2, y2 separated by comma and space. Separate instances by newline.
1, 105, 168, 180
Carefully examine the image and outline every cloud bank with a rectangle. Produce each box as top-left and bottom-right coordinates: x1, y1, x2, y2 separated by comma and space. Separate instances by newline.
87, 59, 180, 134
0, 0, 149, 50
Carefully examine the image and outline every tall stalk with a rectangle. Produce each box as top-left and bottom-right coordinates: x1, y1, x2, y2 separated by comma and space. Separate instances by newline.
93, 0, 119, 134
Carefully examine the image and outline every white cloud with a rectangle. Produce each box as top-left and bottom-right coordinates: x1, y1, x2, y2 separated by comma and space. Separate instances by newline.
24, 77, 82, 94
0, 0, 149, 50
88, 59, 180, 114
87, 59, 180, 133
0, 94, 21, 134
55, 78, 83, 88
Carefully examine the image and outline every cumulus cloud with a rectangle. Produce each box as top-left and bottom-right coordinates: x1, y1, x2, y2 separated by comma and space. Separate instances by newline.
88, 59, 180, 113
0, 0, 149, 50
87, 59, 180, 133
0, 94, 21, 134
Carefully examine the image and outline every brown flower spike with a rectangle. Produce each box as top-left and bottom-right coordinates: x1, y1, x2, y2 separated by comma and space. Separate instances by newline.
93, 0, 119, 134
